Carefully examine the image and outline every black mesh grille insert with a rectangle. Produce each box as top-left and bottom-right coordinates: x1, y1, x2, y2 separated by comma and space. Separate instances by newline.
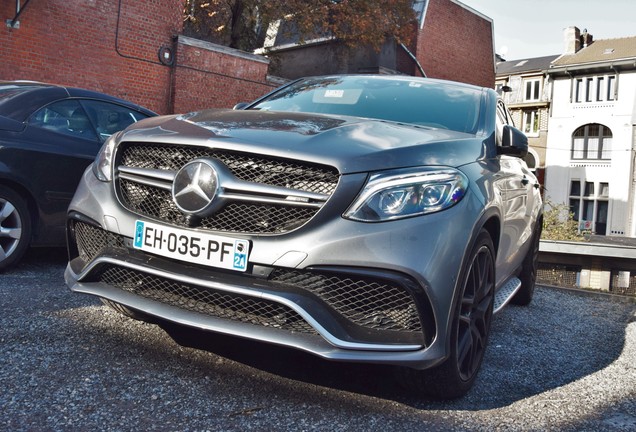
73, 221, 125, 263
116, 143, 338, 234
269, 269, 422, 332
97, 265, 318, 334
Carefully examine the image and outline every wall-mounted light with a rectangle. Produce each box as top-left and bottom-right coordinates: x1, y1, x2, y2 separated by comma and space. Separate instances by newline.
158, 45, 174, 66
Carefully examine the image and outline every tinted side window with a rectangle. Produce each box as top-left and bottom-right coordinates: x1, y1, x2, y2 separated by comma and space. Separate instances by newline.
80, 100, 150, 142
30, 100, 98, 140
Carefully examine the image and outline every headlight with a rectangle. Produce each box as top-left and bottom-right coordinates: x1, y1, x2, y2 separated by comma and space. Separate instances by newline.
344, 168, 468, 222
92, 132, 119, 182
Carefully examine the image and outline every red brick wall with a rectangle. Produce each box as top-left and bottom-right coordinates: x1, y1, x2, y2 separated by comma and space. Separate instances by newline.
0, 0, 493, 114
416, 0, 495, 87
0, 0, 274, 115
0, 0, 183, 114
172, 37, 276, 113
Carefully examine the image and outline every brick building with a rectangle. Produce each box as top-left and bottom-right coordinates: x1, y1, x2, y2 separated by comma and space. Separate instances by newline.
264, 0, 496, 88
2, 0, 495, 115
414, 0, 494, 87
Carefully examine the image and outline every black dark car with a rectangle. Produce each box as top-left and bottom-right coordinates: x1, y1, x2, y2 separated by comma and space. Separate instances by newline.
0, 81, 156, 270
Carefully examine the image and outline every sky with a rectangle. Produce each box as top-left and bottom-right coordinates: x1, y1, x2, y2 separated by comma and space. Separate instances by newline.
458, 0, 636, 60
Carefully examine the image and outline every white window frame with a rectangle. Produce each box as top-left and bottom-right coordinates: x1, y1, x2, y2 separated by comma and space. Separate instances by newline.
571, 123, 612, 161
523, 78, 541, 102
572, 74, 617, 103
569, 180, 610, 235
522, 109, 539, 137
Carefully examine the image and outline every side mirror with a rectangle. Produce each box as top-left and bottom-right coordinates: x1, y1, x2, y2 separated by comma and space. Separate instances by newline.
499, 125, 528, 158
233, 102, 250, 110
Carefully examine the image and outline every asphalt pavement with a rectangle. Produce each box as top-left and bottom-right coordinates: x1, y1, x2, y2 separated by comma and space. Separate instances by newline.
1, 247, 635, 431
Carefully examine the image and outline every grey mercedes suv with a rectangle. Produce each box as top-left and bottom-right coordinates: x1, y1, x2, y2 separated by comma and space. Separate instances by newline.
65, 75, 542, 399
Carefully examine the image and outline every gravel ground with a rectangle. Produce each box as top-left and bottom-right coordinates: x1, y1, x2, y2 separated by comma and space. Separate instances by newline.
1, 248, 635, 431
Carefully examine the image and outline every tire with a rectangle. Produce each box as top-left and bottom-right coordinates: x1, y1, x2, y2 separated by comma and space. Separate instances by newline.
396, 230, 495, 399
511, 219, 542, 306
100, 298, 155, 323
0, 186, 32, 272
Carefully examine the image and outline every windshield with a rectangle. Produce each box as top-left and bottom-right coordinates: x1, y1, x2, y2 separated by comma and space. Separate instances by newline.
250, 76, 483, 134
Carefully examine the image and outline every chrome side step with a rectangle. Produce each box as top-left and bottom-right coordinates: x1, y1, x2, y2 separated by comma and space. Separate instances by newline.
493, 277, 521, 314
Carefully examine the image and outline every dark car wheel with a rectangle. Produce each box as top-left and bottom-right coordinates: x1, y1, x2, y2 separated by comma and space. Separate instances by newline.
396, 230, 495, 399
511, 219, 542, 306
0, 186, 32, 271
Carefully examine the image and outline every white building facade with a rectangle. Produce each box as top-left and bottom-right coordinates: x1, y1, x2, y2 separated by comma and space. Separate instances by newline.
544, 30, 636, 237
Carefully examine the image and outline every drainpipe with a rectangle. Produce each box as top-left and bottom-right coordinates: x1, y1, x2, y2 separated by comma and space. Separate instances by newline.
399, 43, 426, 78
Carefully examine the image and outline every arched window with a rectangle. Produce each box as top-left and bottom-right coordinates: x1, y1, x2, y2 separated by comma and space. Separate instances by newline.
523, 147, 539, 171
571, 123, 612, 160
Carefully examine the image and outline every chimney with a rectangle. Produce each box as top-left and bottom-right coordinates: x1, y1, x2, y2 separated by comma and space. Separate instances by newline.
581, 28, 594, 48
564, 26, 581, 54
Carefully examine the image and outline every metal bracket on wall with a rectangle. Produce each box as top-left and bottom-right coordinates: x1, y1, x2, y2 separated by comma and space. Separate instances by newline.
6, 0, 34, 29
6, 19, 20, 29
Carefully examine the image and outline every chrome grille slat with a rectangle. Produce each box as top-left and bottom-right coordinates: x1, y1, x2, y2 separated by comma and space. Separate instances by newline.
116, 143, 339, 234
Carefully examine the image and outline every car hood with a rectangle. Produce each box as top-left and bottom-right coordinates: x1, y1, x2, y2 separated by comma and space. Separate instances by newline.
122, 109, 486, 173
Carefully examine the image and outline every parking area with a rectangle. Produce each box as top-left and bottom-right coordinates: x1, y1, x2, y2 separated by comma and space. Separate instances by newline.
2, 248, 635, 431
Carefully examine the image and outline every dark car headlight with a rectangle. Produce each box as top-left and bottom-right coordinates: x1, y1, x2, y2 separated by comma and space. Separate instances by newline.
92, 132, 120, 182
344, 168, 468, 222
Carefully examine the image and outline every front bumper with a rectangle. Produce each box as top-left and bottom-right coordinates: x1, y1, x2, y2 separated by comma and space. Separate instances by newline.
65, 167, 482, 368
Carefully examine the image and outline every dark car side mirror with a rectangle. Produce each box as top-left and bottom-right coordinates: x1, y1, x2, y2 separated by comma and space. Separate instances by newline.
499, 125, 528, 158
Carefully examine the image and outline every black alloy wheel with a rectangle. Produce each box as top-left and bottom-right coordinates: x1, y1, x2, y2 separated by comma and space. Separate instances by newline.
455, 233, 495, 382
395, 229, 495, 399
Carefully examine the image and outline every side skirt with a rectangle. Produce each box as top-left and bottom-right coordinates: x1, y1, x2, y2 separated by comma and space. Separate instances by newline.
493, 277, 521, 314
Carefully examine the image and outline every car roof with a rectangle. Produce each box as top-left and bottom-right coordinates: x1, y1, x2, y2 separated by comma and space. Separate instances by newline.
0, 80, 156, 122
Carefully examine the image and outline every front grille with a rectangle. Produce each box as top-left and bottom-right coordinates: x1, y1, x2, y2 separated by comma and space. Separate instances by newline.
116, 143, 340, 235
269, 269, 422, 333
120, 144, 339, 195
119, 179, 318, 233
73, 221, 125, 263
97, 265, 318, 334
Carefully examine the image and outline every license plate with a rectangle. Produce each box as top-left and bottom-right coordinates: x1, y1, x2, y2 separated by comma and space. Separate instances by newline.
133, 220, 249, 272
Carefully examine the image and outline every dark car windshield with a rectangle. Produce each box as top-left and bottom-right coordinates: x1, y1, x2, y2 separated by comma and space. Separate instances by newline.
250, 76, 483, 134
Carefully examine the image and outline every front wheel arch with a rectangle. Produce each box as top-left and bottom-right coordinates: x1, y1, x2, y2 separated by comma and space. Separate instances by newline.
396, 229, 496, 399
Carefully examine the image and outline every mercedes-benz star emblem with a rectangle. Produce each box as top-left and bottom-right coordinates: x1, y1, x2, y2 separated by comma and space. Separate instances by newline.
172, 159, 219, 214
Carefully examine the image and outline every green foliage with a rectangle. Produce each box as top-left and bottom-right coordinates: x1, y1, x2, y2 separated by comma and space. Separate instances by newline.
541, 201, 587, 241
